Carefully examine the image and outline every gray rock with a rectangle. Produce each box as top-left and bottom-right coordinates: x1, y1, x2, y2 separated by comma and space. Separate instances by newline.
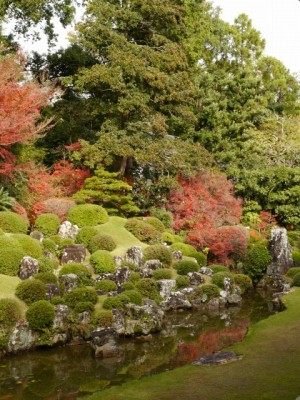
160, 291, 192, 311
157, 279, 176, 298
267, 227, 293, 276
19, 256, 39, 280
124, 246, 144, 269
187, 272, 203, 285
53, 304, 70, 329
30, 231, 44, 242
77, 311, 91, 325
115, 266, 131, 287
172, 250, 183, 260
192, 351, 242, 366
199, 267, 213, 276
226, 293, 242, 305
141, 259, 163, 278
123, 303, 165, 335
45, 284, 61, 300
224, 277, 231, 292
114, 256, 123, 269
61, 244, 86, 264
59, 273, 79, 293
58, 221, 79, 240
8, 321, 38, 353
91, 328, 119, 358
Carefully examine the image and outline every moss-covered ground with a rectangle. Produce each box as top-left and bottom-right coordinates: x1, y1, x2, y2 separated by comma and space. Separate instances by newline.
85, 288, 300, 400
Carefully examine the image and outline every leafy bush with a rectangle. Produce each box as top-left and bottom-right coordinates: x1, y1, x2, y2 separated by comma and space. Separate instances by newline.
121, 282, 135, 291
143, 244, 172, 266
42, 238, 57, 253
209, 265, 229, 274
73, 301, 95, 314
12, 234, 43, 259
88, 234, 116, 253
176, 275, 190, 288
0, 299, 21, 329
149, 207, 173, 229
243, 244, 271, 284
64, 287, 98, 308
26, 300, 55, 331
95, 279, 117, 292
120, 260, 136, 270
0, 211, 29, 233
59, 238, 74, 249
125, 218, 161, 244
292, 251, 300, 265
15, 279, 46, 305
170, 242, 197, 256
0, 236, 26, 275
50, 296, 65, 305
34, 272, 58, 284
129, 271, 141, 283
287, 231, 300, 250
286, 267, 300, 278
233, 274, 253, 294
34, 213, 60, 237
67, 204, 108, 227
211, 271, 234, 289
135, 278, 160, 302
76, 226, 99, 247
174, 260, 199, 275
123, 289, 143, 305
90, 250, 116, 274
197, 284, 220, 300
37, 256, 59, 273
153, 268, 173, 280
59, 263, 92, 285
103, 294, 130, 310
292, 272, 300, 287
190, 252, 207, 266
162, 231, 175, 244
142, 217, 165, 232
93, 309, 113, 327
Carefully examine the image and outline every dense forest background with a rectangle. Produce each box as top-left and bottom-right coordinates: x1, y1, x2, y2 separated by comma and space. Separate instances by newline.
1, 0, 300, 265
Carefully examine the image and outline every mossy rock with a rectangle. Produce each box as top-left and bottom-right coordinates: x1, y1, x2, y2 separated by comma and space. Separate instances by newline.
67, 204, 109, 227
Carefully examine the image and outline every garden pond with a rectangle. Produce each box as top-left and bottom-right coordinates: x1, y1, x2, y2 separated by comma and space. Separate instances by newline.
0, 291, 278, 400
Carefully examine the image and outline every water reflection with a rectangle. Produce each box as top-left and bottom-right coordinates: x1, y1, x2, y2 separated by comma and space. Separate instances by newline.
0, 292, 273, 399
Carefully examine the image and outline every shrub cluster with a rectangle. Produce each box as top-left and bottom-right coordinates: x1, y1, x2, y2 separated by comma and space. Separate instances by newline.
13, 234, 43, 259
286, 267, 300, 279
67, 204, 108, 227
211, 271, 234, 289
149, 207, 173, 229
190, 252, 207, 266
0, 236, 26, 275
0, 299, 21, 329
76, 226, 99, 247
0, 211, 29, 233
73, 301, 95, 314
292, 251, 300, 266
123, 289, 143, 305
196, 284, 220, 300
174, 260, 199, 275
34, 272, 58, 285
42, 238, 57, 253
143, 244, 172, 266
170, 242, 196, 256
121, 282, 135, 291
292, 272, 300, 287
59, 263, 92, 285
233, 274, 253, 294
34, 213, 60, 237
142, 217, 165, 233
243, 244, 271, 284
95, 279, 117, 292
90, 250, 116, 274
37, 256, 59, 273
153, 268, 173, 280
64, 287, 98, 308
162, 231, 175, 245
125, 218, 161, 244
176, 275, 190, 289
88, 234, 116, 253
209, 265, 229, 274
93, 309, 113, 327
103, 293, 130, 310
26, 300, 55, 331
135, 278, 160, 302
15, 279, 46, 305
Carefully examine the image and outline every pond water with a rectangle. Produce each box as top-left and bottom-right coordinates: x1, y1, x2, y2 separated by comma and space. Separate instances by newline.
0, 292, 276, 400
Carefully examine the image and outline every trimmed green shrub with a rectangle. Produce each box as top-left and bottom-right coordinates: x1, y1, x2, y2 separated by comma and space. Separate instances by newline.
125, 218, 161, 244
37, 256, 59, 273
90, 250, 116, 274
34, 213, 60, 237
174, 260, 199, 275
0, 211, 29, 233
59, 238, 75, 249
0, 240, 26, 276
88, 234, 116, 253
142, 217, 165, 233
50, 296, 65, 305
190, 252, 207, 266
75, 226, 98, 246
67, 204, 108, 227
292, 251, 300, 265
211, 271, 234, 289
243, 244, 271, 284
121, 282, 135, 291
292, 272, 300, 287
103, 294, 130, 310
287, 231, 300, 250
149, 207, 173, 229
42, 238, 57, 253
15, 279, 46, 305
93, 309, 113, 327
143, 244, 172, 266
162, 231, 175, 245
129, 271, 141, 283
0, 299, 21, 329
95, 279, 117, 292
123, 289, 143, 305
233, 274, 253, 294
120, 260, 136, 270
49, 235, 61, 245
286, 267, 300, 278
34, 272, 58, 285
170, 242, 196, 256
73, 301, 95, 314
135, 278, 160, 302
64, 287, 98, 308
12, 234, 43, 259
209, 265, 229, 274
59, 263, 92, 285
176, 275, 190, 289
197, 284, 220, 300
153, 268, 173, 280
26, 300, 55, 331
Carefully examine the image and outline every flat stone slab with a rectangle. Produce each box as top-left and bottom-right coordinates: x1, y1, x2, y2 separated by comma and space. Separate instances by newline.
191, 351, 243, 366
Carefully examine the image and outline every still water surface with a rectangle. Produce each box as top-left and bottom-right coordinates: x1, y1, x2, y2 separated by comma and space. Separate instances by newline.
0, 292, 274, 400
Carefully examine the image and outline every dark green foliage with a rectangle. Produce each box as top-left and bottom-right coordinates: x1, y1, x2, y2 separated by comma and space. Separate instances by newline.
0, 236, 26, 275
64, 287, 98, 308
142, 217, 165, 233
88, 234, 116, 253
209, 265, 229, 274
0, 211, 29, 233
34, 213, 60, 237
143, 244, 172, 266
16, 279, 46, 305
121, 282, 135, 291
190, 252, 207, 266
211, 272, 234, 289
37, 256, 59, 273
0, 187, 14, 211
174, 260, 199, 275
292, 251, 300, 265
150, 208, 173, 230
26, 301, 55, 331
59, 263, 92, 285
67, 204, 109, 227
50, 296, 65, 305
76, 226, 99, 247
103, 294, 131, 310
0, 299, 21, 329
286, 267, 300, 279
153, 269, 173, 280
176, 275, 190, 289
90, 250, 116, 274
73, 301, 95, 314
34, 272, 58, 285
93, 309, 113, 327
292, 273, 300, 287
95, 279, 117, 292
243, 244, 271, 284
135, 278, 160, 302
197, 284, 220, 300
125, 218, 161, 244
233, 274, 253, 294
170, 243, 197, 257
12, 234, 43, 259
42, 238, 57, 253
123, 290, 143, 306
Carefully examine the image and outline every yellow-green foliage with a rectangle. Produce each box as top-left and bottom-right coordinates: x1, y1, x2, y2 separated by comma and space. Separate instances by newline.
34, 213, 60, 236
67, 204, 109, 227
90, 250, 116, 274
0, 236, 26, 276
12, 234, 43, 259
26, 300, 55, 331
0, 211, 29, 233
15, 279, 46, 305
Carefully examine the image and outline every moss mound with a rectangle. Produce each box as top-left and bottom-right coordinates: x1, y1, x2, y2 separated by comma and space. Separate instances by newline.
67, 204, 109, 227
0, 211, 29, 233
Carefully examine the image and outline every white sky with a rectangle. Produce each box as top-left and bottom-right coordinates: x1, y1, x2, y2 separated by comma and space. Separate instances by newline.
212, 0, 300, 73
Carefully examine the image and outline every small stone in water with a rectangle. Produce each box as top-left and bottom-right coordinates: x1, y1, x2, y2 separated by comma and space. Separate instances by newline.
191, 351, 243, 366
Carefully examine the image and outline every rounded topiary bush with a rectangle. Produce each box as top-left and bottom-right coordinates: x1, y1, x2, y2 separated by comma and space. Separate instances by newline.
34, 272, 58, 285
95, 279, 117, 292
197, 284, 220, 300
125, 218, 161, 244
292, 272, 300, 287
34, 213, 60, 237
143, 244, 172, 266
233, 274, 253, 294
67, 204, 108, 227
88, 234, 116, 253
190, 252, 207, 266
15, 279, 46, 305
64, 287, 98, 308
162, 231, 175, 245
37, 256, 59, 273
211, 271, 234, 289
174, 260, 199, 275
59, 263, 92, 285
0, 236, 26, 275
243, 244, 271, 284
13, 234, 43, 259
26, 300, 55, 331
42, 238, 57, 253
73, 301, 95, 314
142, 217, 165, 233
76, 226, 98, 247
123, 289, 143, 305
0, 211, 29, 233
135, 278, 160, 302
153, 268, 173, 280
149, 207, 173, 229
0, 298, 21, 329
93, 309, 113, 327
103, 293, 131, 310
59, 238, 74, 249
176, 275, 190, 288
170, 242, 196, 257
286, 267, 300, 279
209, 265, 229, 274
129, 271, 141, 283
121, 282, 135, 291
90, 250, 116, 274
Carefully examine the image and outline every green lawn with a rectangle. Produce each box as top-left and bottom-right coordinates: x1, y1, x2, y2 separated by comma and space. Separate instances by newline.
86, 288, 300, 400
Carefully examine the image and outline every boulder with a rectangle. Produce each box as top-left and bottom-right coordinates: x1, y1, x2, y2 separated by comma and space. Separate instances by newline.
61, 244, 86, 264
172, 250, 183, 260
199, 267, 213, 276
45, 284, 61, 300
53, 304, 70, 329
141, 259, 163, 278
77, 311, 91, 325
58, 221, 79, 240
90, 328, 119, 358
157, 279, 176, 299
113, 256, 123, 269
124, 246, 144, 269
160, 291, 192, 311
115, 266, 131, 287
187, 272, 204, 285
19, 256, 39, 280
267, 227, 293, 277
59, 273, 79, 293
8, 321, 38, 353
30, 231, 44, 242
123, 303, 165, 335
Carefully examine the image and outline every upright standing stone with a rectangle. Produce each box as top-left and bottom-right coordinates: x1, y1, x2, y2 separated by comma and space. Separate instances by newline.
19, 256, 39, 280
61, 244, 86, 264
124, 246, 144, 269
267, 227, 293, 276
